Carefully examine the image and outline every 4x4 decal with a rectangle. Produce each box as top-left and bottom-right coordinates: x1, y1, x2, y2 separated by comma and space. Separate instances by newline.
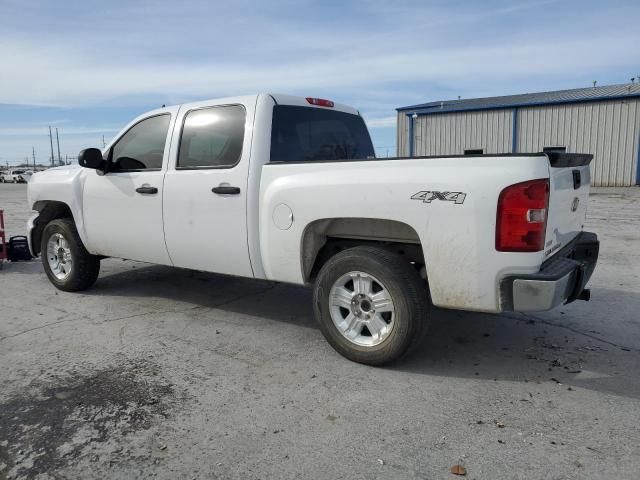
411, 191, 467, 204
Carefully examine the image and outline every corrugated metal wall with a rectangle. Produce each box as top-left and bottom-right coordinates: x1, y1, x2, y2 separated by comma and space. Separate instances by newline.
397, 112, 409, 157
397, 109, 513, 157
397, 98, 640, 186
517, 99, 640, 187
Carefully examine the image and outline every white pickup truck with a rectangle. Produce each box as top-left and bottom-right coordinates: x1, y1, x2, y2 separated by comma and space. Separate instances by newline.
2, 169, 33, 183
27, 94, 599, 365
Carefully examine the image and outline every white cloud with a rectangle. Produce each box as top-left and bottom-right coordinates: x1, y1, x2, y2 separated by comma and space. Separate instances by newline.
0, 1, 638, 107
1, 1, 638, 163
366, 116, 397, 128
0, 126, 120, 136
1, 30, 638, 107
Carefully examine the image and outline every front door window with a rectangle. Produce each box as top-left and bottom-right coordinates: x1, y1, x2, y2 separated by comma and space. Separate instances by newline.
111, 114, 171, 171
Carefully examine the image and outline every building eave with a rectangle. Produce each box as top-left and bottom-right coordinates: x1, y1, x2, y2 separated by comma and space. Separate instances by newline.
397, 89, 640, 116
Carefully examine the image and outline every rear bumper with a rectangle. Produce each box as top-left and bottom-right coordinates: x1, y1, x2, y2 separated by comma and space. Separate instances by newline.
500, 232, 599, 312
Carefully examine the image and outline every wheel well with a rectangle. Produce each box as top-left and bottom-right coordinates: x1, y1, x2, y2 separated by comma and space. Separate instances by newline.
301, 218, 425, 282
31, 201, 74, 255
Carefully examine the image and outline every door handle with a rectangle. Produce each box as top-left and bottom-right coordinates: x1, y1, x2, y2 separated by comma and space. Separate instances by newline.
212, 186, 240, 195
572, 170, 581, 189
136, 186, 158, 194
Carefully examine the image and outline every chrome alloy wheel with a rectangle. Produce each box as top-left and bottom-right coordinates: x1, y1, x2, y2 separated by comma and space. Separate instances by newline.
46, 232, 73, 280
328, 271, 395, 347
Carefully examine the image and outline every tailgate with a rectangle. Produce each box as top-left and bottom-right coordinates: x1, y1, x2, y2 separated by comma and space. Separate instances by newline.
543, 153, 593, 259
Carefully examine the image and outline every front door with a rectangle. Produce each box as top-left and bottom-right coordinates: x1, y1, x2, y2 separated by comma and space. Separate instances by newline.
82, 109, 177, 265
162, 99, 254, 277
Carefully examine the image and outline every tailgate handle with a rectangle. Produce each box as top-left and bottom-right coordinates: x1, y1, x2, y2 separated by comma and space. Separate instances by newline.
572, 170, 581, 190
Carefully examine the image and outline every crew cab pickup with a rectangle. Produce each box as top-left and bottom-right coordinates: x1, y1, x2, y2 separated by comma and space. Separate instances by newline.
27, 94, 599, 365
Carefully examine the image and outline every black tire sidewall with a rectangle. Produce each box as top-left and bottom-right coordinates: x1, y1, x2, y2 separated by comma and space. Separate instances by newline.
314, 247, 427, 365
41, 219, 99, 291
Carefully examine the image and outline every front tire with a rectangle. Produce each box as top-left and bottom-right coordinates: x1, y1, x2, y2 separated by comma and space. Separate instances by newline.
41, 218, 100, 291
313, 246, 429, 366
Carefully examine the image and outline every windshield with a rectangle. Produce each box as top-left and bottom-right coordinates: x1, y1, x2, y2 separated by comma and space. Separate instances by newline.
270, 105, 375, 162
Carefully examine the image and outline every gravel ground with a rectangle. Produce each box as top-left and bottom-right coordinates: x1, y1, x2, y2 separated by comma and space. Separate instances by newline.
1, 183, 639, 480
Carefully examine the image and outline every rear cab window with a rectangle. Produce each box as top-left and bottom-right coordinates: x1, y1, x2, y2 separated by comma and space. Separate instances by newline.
270, 106, 375, 162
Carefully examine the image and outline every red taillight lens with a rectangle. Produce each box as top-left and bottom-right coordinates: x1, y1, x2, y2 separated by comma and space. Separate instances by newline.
306, 97, 334, 108
496, 179, 549, 252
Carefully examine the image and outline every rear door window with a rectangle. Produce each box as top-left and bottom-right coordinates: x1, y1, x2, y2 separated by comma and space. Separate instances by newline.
178, 105, 246, 169
270, 106, 375, 162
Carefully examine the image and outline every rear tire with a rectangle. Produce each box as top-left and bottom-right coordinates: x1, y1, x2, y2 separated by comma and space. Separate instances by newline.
313, 246, 429, 366
41, 218, 100, 292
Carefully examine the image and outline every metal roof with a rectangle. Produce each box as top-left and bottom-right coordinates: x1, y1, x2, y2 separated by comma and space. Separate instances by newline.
397, 83, 640, 115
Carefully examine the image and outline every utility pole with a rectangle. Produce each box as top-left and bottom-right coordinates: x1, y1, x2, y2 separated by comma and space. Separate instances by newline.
32, 147, 36, 170
102, 135, 106, 148
49, 126, 55, 168
55, 128, 62, 166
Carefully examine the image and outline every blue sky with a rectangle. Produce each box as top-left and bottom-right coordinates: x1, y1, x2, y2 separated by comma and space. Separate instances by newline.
1, 0, 639, 166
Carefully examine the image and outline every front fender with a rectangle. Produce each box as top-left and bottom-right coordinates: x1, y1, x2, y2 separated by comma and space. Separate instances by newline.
26, 213, 39, 256
27, 166, 90, 249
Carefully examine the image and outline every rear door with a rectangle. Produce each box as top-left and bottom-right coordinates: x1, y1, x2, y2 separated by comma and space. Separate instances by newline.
544, 153, 592, 259
162, 97, 256, 277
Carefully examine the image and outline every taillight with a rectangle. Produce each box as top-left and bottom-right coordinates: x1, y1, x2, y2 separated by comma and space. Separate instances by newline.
306, 97, 334, 108
496, 178, 549, 252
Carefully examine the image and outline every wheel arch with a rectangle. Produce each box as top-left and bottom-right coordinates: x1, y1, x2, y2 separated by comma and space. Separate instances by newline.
30, 200, 76, 256
300, 217, 427, 283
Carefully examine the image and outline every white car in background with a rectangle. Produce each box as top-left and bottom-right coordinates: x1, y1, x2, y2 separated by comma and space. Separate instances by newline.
3, 169, 33, 183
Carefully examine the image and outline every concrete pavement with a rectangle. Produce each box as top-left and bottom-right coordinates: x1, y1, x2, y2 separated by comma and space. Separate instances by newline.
1, 183, 639, 479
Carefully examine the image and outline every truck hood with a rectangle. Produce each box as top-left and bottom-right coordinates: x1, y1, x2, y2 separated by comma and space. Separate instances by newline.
37, 164, 81, 173
31, 164, 83, 183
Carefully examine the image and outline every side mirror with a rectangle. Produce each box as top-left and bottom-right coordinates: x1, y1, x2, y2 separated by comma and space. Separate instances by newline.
78, 148, 105, 171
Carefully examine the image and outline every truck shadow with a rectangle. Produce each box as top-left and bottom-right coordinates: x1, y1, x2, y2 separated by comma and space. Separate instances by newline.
399, 292, 640, 400
90, 261, 317, 329
90, 263, 640, 400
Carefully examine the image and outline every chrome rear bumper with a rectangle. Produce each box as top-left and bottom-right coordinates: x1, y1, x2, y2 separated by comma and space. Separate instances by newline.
501, 232, 599, 312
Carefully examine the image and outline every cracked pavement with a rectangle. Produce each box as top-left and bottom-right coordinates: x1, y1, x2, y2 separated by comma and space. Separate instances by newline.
1, 183, 639, 479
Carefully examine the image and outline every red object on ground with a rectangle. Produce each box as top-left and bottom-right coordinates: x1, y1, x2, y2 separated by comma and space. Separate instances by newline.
0, 209, 6, 260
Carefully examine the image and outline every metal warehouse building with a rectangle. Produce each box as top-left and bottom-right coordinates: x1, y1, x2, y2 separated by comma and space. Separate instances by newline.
396, 83, 640, 186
